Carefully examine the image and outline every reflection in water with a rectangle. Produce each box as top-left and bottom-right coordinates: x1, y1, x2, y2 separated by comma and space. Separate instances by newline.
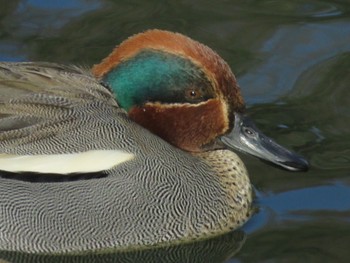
288, 53, 350, 174
251, 0, 345, 18
261, 183, 350, 218
0, 0, 350, 261
0, 0, 102, 61
240, 219, 350, 262
240, 22, 350, 104
239, 50, 350, 261
0, 231, 245, 263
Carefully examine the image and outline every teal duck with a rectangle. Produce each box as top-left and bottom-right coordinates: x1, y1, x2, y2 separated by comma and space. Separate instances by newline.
0, 30, 308, 253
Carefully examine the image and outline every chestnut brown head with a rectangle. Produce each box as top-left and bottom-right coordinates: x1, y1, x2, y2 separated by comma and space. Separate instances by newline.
93, 30, 308, 171
93, 29, 244, 152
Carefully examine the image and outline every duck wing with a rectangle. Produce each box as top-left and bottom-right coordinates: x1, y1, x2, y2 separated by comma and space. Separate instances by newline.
0, 62, 133, 176
0, 62, 116, 104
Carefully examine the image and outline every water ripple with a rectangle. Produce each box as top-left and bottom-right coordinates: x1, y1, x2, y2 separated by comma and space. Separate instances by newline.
251, 0, 347, 19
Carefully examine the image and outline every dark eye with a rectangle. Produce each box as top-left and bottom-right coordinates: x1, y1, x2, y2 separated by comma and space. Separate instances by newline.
185, 87, 202, 101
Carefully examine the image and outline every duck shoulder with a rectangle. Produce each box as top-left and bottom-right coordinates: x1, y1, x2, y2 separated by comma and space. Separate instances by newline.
0, 62, 127, 174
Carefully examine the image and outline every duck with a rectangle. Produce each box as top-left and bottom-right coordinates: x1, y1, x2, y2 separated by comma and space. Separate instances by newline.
0, 29, 308, 254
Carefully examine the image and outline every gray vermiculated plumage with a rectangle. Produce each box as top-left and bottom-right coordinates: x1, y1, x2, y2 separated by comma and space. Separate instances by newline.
0, 230, 245, 263
0, 62, 252, 253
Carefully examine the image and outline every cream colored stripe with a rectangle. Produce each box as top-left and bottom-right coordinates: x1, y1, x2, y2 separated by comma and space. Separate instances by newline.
0, 150, 134, 174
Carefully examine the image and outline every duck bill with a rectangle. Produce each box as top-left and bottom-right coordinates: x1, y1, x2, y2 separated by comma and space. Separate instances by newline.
220, 113, 309, 172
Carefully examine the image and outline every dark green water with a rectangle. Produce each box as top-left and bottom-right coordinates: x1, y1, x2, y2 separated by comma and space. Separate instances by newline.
0, 0, 349, 262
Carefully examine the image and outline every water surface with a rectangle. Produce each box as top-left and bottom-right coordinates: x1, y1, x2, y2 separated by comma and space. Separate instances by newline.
0, 0, 349, 262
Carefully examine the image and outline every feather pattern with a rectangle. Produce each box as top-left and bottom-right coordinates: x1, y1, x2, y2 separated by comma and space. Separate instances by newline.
0, 62, 253, 253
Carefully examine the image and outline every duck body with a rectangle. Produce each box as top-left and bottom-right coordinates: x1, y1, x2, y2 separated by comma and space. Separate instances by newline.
0, 62, 252, 253
0, 30, 307, 253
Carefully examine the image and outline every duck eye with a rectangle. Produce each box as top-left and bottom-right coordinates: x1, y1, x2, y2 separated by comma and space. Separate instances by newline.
185, 87, 202, 101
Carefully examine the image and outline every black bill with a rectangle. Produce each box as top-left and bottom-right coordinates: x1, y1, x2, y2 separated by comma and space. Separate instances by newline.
220, 113, 309, 172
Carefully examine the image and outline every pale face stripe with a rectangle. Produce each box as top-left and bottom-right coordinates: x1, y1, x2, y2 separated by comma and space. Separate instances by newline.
0, 150, 134, 174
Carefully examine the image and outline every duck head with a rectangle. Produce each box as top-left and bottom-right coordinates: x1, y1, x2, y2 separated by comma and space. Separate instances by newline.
92, 29, 308, 172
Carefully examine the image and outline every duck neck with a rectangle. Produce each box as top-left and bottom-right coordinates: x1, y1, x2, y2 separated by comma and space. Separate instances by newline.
192, 149, 254, 229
